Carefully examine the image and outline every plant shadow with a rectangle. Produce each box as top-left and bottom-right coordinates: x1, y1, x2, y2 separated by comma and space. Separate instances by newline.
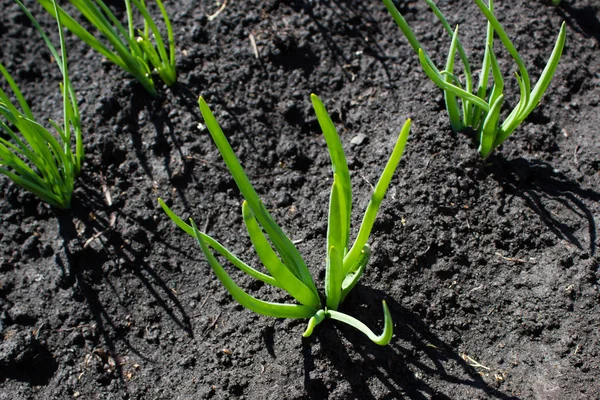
52, 180, 194, 382
557, 1, 600, 46
488, 155, 599, 257
301, 286, 513, 399
293, 0, 394, 86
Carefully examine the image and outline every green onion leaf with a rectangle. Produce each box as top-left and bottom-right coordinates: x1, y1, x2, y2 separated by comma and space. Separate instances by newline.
191, 220, 318, 319
327, 301, 394, 346
344, 118, 411, 275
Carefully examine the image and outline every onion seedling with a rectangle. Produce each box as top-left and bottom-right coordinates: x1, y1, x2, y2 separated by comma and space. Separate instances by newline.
38, 0, 176, 97
0, 0, 82, 209
159, 95, 411, 345
383, 0, 566, 158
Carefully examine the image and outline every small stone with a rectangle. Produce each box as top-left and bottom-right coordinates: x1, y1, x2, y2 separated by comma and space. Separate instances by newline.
350, 133, 367, 145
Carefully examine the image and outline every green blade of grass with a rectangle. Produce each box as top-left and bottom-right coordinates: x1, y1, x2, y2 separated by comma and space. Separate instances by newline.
326, 173, 346, 256
312, 94, 351, 252
13, 118, 67, 192
325, 174, 344, 310
479, 94, 504, 158
472, 0, 495, 129
382, 0, 443, 77
37, 0, 124, 68
125, 0, 135, 40
39, 0, 158, 96
425, 0, 474, 125
0, 106, 66, 196
242, 201, 321, 309
198, 97, 318, 295
473, 0, 530, 109
343, 118, 411, 276
0, 167, 67, 208
382, 0, 424, 54
133, 0, 176, 85
487, 46, 505, 107
444, 25, 463, 131
77, 0, 150, 77
158, 199, 282, 288
0, 0, 81, 209
340, 244, 371, 303
0, 109, 35, 155
0, 142, 48, 187
302, 309, 326, 337
325, 245, 342, 310
498, 21, 566, 143
157, 0, 176, 74
0, 64, 34, 120
500, 71, 528, 141
418, 50, 491, 112
53, 0, 78, 172
327, 301, 393, 346
524, 21, 566, 116
90, 0, 134, 46
191, 220, 318, 319
340, 244, 371, 302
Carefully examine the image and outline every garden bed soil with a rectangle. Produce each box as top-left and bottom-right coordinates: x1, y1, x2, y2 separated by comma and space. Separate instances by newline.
1, 0, 599, 398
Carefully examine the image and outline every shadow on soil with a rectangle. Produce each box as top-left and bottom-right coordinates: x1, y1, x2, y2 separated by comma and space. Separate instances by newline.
557, 1, 600, 45
51, 184, 194, 382
489, 156, 599, 256
0, 335, 58, 385
294, 0, 394, 84
301, 287, 513, 400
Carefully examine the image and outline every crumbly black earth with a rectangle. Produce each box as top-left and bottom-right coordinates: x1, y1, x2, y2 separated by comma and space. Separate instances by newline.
1, 0, 599, 398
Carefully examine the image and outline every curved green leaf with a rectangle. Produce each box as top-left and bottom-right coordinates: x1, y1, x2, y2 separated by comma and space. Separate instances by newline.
444, 25, 463, 131
302, 309, 326, 337
344, 118, 411, 275
328, 300, 394, 346
191, 220, 317, 319
418, 50, 490, 112
158, 199, 281, 288
325, 245, 342, 310
340, 244, 371, 302
312, 94, 351, 252
198, 97, 317, 294
242, 201, 321, 309
479, 94, 504, 158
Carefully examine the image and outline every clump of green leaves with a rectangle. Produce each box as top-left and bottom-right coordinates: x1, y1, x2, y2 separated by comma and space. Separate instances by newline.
159, 95, 411, 345
0, 0, 83, 209
383, 0, 566, 158
38, 0, 176, 97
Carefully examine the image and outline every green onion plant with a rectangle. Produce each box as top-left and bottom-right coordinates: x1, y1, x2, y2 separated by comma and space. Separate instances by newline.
0, 0, 82, 209
159, 95, 411, 345
383, 0, 566, 158
38, 0, 176, 97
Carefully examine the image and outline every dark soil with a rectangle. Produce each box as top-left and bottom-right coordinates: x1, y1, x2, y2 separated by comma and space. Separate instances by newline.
1, 0, 599, 398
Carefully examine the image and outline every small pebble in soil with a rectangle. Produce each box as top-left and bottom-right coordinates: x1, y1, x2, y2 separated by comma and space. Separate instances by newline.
350, 133, 367, 146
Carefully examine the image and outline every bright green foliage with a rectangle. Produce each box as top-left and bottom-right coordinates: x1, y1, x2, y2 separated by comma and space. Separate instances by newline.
38, 0, 176, 97
383, 0, 566, 158
159, 95, 411, 345
0, 0, 82, 209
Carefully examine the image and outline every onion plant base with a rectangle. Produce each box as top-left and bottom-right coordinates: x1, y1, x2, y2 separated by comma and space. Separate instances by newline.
383, 0, 566, 159
159, 95, 411, 345
0, 0, 82, 209
38, 0, 176, 97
